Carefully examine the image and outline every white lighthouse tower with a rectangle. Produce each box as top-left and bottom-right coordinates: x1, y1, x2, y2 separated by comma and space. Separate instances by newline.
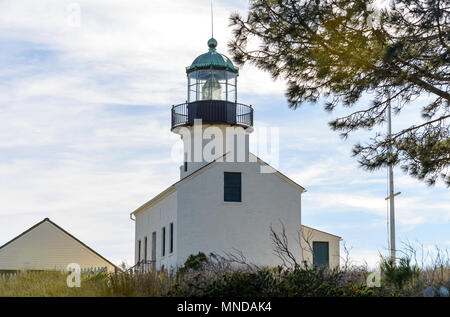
171, 37, 254, 178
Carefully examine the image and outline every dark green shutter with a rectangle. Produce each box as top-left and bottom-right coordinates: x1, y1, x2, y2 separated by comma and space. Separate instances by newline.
313, 242, 329, 268
224, 172, 241, 202
162, 227, 166, 257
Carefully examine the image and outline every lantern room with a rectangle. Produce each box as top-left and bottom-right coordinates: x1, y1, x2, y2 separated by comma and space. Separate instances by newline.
171, 38, 253, 131
186, 38, 238, 103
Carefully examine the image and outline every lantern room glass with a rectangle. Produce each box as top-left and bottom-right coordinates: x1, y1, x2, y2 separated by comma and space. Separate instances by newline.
187, 70, 237, 103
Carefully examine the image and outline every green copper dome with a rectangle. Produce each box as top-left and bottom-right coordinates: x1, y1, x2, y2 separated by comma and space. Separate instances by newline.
186, 38, 239, 74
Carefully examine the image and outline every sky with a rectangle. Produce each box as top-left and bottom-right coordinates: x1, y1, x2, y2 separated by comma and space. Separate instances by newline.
0, 0, 448, 268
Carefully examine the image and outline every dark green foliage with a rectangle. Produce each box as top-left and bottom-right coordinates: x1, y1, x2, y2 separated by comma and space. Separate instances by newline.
170, 265, 375, 297
185, 268, 282, 297
381, 256, 420, 289
229, 0, 450, 186
180, 252, 209, 273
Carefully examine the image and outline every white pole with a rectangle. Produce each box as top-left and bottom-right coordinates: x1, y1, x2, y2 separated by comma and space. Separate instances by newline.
387, 94, 396, 262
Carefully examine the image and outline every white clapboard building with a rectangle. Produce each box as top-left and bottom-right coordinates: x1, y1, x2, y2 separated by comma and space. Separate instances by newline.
130, 38, 341, 271
0, 218, 117, 272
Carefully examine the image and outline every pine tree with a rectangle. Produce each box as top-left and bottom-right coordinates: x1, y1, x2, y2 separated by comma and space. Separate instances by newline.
229, 0, 450, 186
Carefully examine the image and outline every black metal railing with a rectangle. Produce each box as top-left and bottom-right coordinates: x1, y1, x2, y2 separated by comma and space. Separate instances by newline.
171, 103, 188, 129
236, 103, 253, 127
171, 100, 253, 130
128, 260, 156, 274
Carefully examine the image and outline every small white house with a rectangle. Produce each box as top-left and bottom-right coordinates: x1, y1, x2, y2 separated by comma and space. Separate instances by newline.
130, 37, 341, 271
300, 225, 342, 268
0, 218, 117, 272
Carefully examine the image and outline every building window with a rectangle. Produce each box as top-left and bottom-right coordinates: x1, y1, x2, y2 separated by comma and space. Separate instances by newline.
170, 222, 174, 254
138, 240, 141, 263
184, 161, 188, 172
162, 227, 166, 257
144, 236, 147, 261
224, 172, 241, 202
152, 232, 156, 261
313, 241, 329, 268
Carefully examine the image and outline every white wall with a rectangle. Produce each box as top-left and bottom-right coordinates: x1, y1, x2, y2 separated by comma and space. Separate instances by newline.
176, 160, 303, 268
0, 220, 116, 272
135, 190, 178, 270
175, 123, 251, 178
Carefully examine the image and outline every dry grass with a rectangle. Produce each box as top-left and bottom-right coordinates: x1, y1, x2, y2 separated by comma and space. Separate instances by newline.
0, 270, 179, 297
0, 271, 112, 297
0, 242, 448, 297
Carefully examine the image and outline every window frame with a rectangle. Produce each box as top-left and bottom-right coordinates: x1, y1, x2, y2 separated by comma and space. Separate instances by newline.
151, 231, 156, 262
144, 236, 147, 261
224, 172, 242, 202
312, 241, 330, 268
138, 240, 141, 263
161, 227, 166, 257
170, 222, 174, 254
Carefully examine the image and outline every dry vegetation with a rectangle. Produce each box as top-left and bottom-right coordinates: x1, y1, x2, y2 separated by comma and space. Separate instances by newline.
0, 240, 448, 297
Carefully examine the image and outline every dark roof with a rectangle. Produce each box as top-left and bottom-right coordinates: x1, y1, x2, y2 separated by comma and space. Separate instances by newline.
0, 218, 119, 270
186, 38, 239, 74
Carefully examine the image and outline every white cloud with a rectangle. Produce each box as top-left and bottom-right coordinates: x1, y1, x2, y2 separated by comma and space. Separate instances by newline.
0, 0, 285, 106
304, 191, 450, 225
289, 159, 355, 187
346, 248, 383, 268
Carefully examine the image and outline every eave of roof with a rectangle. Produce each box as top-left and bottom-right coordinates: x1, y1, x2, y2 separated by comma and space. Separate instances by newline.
130, 157, 221, 217
186, 50, 239, 74
252, 154, 306, 193
130, 186, 177, 218
301, 225, 342, 240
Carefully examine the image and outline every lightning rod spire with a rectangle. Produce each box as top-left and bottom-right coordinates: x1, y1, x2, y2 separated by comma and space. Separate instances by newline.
211, 0, 214, 38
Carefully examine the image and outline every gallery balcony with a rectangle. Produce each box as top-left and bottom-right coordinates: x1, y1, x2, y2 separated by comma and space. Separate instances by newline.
171, 100, 253, 131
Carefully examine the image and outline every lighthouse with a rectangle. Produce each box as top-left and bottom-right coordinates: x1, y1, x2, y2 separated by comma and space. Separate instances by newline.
130, 36, 341, 272
171, 38, 254, 178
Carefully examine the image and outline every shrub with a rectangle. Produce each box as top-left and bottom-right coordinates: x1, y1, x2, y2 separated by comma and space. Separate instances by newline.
180, 252, 209, 272
381, 256, 420, 289
170, 260, 375, 297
